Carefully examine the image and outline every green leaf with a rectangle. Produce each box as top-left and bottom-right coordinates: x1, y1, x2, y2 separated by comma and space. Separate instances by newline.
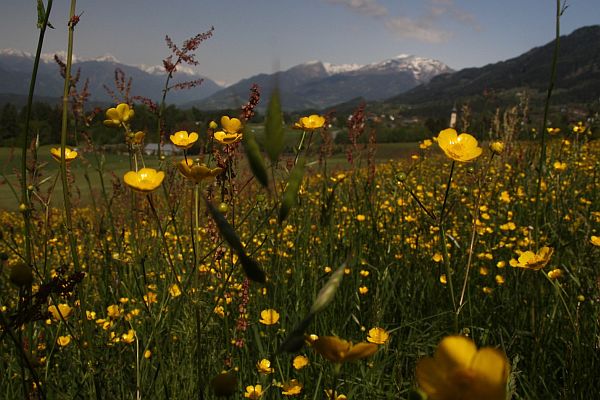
205, 199, 266, 283
36, 0, 46, 29
264, 89, 284, 163
277, 261, 348, 354
278, 157, 305, 223
36, 0, 54, 29
310, 264, 346, 314
242, 128, 269, 189
276, 314, 314, 354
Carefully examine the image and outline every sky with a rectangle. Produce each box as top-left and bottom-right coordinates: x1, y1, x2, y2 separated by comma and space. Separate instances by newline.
0, 0, 599, 86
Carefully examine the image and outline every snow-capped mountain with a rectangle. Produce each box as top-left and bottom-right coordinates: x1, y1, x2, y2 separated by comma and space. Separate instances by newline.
322, 61, 364, 75
194, 54, 452, 111
0, 48, 223, 105
359, 54, 452, 82
0, 48, 453, 110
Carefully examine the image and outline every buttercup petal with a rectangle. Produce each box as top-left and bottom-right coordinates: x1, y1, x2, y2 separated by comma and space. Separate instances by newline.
312, 336, 350, 363
435, 336, 477, 371
415, 357, 453, 400
344, 342, 378, 362
437, 129, 457, 148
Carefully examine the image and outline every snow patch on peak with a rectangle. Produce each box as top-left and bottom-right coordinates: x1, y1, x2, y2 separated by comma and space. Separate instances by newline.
92, 53, 120, 63
323, 62, 364, 75
0, 48, 33, 58
139, 63, 200, 76
360, 55, 452, 82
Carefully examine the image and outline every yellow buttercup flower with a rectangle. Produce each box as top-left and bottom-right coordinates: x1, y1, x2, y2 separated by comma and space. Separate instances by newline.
311, 336, 378, 363
514, 246, 553, 270
281, 379, 303, 396
437, 128, 482, 162
366, 327, 390, 345
244, 385, 263, 399
572, 122, 586, 134
121, 329, 136, 344
129, 131, 145, 145
177, 159, 223, 184
292, 355, 309, 370
420, 139, 433, 149
220, 116, 242, 134
325, 390, 347, 400
416, 335, 510, 400
57, 335, 71, 347
553, 161, 567, 172
209, 115, 244, 144
170, 130, 199, 149
294, 114, 325, 130
48, 304, 72, 321
256, 358, 274, 374
169, 283, 182, 298
107, 304, 122, 319
104, 103, 134, 128
123, 168, 165, 193
50, 147, 78, 162
591, 236, 600, 246
214, 130, 243, 145
547, 268, 563, 279
259, 309, 280, 325
490, 141, 505, 155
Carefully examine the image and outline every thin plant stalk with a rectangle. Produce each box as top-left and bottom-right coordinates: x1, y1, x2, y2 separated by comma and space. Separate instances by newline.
457, 154, 495, 314
439, 161, 457, 320
58, 0, 81, 275
20, 0, 53, 269
534, 0, 564, 247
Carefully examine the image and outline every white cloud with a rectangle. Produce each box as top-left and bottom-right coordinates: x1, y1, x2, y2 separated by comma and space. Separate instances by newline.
426, 0, 481, 31
385, 16, 450, 43
326, 0, 388, 17
325, 0, 480, 43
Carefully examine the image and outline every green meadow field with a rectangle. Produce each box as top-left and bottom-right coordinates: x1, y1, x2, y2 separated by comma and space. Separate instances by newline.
1, 3, 599, 399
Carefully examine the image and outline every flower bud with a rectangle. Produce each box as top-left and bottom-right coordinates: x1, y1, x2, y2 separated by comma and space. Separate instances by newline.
490, 141, 505, 155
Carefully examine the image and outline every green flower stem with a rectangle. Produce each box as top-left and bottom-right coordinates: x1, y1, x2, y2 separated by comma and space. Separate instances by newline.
440, 161, 455, 221
457, 154, 495, 315
146, 195, 182, 288
59, 0, 81, 274
439, 161, 457, 327
534, 0, 563, 248
0, 313, 45, 399
189, 184, 199, 276
57, 8, 96, 391
20, 0, 53, 272
293, 130, 308, 166
311, 370, 323, 400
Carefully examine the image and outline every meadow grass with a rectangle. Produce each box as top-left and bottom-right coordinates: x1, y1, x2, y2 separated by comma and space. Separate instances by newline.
0, 143, 416, 211
1, 133, 598, 399
1, 1, 598, 398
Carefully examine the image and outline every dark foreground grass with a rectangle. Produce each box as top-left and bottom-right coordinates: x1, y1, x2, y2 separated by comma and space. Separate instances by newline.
1, 138, 598, 399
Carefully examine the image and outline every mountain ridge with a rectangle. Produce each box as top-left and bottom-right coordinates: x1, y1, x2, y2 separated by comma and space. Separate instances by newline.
386, 25, 600, 110
190, 54, 452, 111
0, 49, 224, 105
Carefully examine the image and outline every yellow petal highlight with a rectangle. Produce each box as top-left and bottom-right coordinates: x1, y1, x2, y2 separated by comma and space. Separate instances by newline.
123, 168, 165, 193
416, 335, 510, 400
437, 128, 482, 162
